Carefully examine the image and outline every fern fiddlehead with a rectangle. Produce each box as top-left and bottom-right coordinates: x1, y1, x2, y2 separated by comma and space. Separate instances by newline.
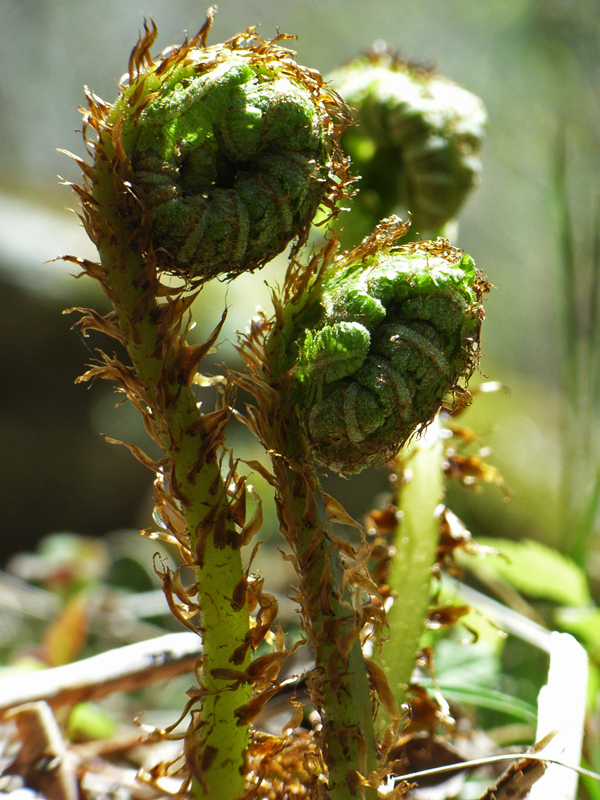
94, 21, 349, 284
276, 219, 488, 473
329, 52, 487, 242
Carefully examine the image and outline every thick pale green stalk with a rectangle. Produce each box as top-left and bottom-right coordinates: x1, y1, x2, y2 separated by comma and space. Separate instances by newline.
92, 162, 251, 800
379, 221, 461, 709
381, 415, 444, 708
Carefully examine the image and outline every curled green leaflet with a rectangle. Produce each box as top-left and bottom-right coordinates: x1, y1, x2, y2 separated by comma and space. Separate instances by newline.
278, 220, 489, 472
329, 51, 487, 236
93, 22, 350, 282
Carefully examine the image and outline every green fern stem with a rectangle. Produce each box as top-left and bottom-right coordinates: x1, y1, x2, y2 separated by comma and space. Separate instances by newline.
91, 147, 251, 800
270, 422, 378, 800
269, 222, 486, 737
75, 18, 351, 796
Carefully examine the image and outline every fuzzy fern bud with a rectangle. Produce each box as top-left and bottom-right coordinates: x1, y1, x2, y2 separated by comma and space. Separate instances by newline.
276, 219, 488, 472
329, 51, 487, 237
87, 19, 350, 283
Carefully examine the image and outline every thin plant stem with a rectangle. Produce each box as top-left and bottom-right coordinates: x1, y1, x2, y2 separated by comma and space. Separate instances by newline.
554, 132, 600, 568
554, 133, 581, 562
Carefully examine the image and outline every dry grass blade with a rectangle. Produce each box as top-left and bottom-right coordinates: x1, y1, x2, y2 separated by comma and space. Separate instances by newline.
0, 632, 202, 717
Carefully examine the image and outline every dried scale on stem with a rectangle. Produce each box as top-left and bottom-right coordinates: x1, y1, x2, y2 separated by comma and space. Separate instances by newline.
61, 11, 351, 800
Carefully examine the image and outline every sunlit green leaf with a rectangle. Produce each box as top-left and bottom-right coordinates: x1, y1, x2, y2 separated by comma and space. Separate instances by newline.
555, 606, 600, 654
67, 702, 119, 741
463, 538, 591, 607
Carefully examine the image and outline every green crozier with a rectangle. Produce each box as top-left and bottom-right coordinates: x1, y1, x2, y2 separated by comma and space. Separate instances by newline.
125, 49, 339, 280
280, 224, 488, 472
329, 52, 487, 243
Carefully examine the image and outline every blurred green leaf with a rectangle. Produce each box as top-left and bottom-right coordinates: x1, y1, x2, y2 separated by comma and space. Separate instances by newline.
554, 606, 600, 656
465, 538, 591, 607
68, 702, 119, 741
434, 638, 500, 689
421, 638, 538, 723
422, 681, 538, 724
581, 758, 600, 800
